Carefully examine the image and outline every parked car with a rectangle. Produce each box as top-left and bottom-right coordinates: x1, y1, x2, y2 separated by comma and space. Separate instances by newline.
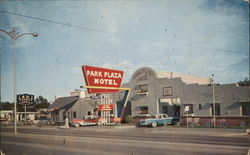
71, 115, 99, 127
0, 117, 8, 121
38, 116, 49, 124
138, 114, 179, 127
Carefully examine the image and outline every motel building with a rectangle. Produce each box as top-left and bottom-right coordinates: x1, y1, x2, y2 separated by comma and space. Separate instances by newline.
48, 66, 250, 127
119, 67, 250, 126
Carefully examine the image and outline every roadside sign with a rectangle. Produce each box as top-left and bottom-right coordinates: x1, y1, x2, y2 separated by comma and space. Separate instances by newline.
90, 96, 101, 99
17, 94, 34, 105
98, 104, 113, 111
82, 65, 124, 94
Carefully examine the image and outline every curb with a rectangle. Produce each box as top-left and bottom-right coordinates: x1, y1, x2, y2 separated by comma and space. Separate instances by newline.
114, 126, 135, 129
246, 129, 250, 135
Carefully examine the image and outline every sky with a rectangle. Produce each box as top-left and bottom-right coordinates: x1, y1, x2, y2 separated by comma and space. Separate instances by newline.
0, 0, 249, 102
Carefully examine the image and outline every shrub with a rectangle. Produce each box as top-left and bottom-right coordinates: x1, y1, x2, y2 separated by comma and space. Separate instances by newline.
125, 115, 133, 124
245, 120, 250, 129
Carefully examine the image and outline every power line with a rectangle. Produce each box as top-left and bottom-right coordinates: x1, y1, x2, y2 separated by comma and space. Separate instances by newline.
31, 9, 79, 29
166, 16, 248, 37
0, 10, 107, 33
0, 10, 248, 55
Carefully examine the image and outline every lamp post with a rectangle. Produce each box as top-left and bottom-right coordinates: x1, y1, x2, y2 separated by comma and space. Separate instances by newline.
0, 27, 38, 134
211, 74, 216, 127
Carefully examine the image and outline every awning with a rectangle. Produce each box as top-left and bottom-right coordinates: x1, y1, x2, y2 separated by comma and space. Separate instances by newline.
239, 99, 250, 102
159, 98, 180, 105
239, 99, 250, 103
209, 102, 221, 104
47, 107, 60, 112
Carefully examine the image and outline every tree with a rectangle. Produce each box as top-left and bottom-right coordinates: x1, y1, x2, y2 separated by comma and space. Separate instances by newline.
35, 96, 50, 109
0, 95, 50, 112
0, 102, 14, 110
0, 102, 25, 112
238, 77, 250, 87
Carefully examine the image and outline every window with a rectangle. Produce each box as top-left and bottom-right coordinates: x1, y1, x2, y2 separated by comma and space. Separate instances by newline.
163, 87, 172, 96
242, 103, 250, 116
88, 111, 91, 115
138, 84, 148, 93
73, 112, 76, 118
183, 104, 193, 114
211, 103, 220, 116
151, 115, 156, 118
139, 106, 148, 114
157, 115, 162, 119
198, 104, 202, 110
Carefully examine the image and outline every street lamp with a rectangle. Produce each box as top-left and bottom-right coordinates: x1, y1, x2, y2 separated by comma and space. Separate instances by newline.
211, 74, 216, 127
0, 27, 38, 134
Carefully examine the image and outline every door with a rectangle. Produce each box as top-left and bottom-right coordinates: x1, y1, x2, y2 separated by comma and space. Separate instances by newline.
174, 104, 180, 117
162, 106, 168, 114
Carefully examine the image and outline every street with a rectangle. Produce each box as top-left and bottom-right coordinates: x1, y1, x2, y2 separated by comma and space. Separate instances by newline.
1, 126, 249, 155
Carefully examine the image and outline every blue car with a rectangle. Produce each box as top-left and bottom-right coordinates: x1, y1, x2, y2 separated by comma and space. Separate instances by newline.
138, 114, 179, 127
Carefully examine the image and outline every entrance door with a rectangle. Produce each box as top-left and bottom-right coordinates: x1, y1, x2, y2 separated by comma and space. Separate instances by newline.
162, 106, 168, 114
159, 102, 168, 115
174, 104, 180, 117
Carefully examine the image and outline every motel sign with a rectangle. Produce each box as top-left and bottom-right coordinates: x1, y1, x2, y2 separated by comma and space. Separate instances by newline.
82, 65, 124, 94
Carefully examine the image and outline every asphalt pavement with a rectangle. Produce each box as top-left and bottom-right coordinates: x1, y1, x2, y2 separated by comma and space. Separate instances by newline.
1, 125, 249, 155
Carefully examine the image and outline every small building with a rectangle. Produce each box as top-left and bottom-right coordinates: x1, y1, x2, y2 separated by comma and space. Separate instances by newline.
0, 110, 13, 121
48, 94, 102, 123
0, 110, 37, 122
16, 112, 37, 122
69, 89, 89, 98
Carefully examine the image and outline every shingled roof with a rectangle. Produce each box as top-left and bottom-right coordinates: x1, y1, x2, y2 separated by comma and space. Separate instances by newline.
48, 96, 79, 112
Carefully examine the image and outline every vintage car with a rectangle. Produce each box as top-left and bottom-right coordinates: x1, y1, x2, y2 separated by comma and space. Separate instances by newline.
0, 117, 8, 121
71, 115, 99, 127
138, 114, 179, 127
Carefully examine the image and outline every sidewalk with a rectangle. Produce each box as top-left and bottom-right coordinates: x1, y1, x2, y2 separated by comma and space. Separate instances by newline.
2, 125, 248, 137
145, 126, 248, 137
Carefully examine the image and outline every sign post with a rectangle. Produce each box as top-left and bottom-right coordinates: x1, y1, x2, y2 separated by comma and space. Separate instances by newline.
17, 94, 34, 123
184, 106, 190, 128
82, 65, 130, 123
24, 105, 26, 124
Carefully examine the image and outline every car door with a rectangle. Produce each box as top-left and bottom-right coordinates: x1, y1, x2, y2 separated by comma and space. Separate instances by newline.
157, 115, 164, 125
162, 114, 171, 125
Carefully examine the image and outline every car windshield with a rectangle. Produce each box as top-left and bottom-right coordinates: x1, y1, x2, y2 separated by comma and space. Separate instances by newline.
150, 115, 157, 118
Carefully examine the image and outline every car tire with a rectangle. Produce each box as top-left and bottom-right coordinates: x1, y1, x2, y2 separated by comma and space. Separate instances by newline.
136, 123, 140, 127
74, 123, 80, 128
172, 120, 177, 125
152, 122, 157, 128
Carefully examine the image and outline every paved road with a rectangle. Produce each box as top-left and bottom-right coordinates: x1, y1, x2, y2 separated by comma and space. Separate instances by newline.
1, 126, 249, 155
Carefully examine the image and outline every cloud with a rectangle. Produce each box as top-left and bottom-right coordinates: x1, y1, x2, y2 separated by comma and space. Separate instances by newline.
1, 0, 248, 102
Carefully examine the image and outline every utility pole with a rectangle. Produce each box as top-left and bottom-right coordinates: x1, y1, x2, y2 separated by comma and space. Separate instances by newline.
0, 27, 38, 134
211, 74, 216, 128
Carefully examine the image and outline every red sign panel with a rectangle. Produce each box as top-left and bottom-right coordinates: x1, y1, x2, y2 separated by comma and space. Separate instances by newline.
98, 104, 114, 111
82, 65, 124, 94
